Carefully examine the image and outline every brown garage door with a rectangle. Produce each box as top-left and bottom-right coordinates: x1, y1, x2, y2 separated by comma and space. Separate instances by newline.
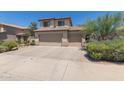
68, 31, 82, 42
39, 32, 62, 42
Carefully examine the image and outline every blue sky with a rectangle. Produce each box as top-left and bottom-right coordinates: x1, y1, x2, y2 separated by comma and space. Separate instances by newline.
0, 11, 122, 27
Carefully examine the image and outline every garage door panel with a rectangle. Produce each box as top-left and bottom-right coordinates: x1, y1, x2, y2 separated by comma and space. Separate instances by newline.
68, 31, 81, 42
39, 33, 62, 42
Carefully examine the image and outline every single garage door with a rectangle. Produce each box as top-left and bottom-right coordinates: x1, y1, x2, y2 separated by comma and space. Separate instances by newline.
68, 31, 82, 42
39, 32, 62, 42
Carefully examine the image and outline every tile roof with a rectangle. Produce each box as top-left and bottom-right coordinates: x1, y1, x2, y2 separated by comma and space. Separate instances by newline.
0, 23, 29, 29
39, 17, 71, 21
35, 26, 82, 32
69, 26, 82, 30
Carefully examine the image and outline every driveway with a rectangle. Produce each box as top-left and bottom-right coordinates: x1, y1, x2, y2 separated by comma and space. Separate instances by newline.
0, 46, 124, 80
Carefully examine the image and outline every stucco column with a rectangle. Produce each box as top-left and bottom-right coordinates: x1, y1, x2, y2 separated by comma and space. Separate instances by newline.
34, 32, 40, 45
61, 31, 69, 47
81, 38, 86, 48
50, 19, 55, 27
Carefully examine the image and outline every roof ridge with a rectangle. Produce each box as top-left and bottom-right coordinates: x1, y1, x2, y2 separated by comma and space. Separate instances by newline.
39, 17, 71, 21
0, 23, 28, 29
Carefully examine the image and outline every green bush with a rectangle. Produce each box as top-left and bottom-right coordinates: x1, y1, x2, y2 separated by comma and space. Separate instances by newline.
2, 40, 18, 51
86, 38, 124, 62
30, 40, 36, 45
24, 40, 30, 46
87, 41, 109, 60
17, 39, 21, 44
0, 45, 9, 53
0, 41, 4, 45
90, 52, 102, 60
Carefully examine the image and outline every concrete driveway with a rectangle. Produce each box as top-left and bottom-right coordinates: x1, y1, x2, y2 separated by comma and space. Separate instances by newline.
0, 46, 124, 81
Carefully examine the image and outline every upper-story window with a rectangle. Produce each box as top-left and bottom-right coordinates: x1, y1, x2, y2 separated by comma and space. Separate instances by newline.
43, 21, 51, 27
58, 21, 65, 26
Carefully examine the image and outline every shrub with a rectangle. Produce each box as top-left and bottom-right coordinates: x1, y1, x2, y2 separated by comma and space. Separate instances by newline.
90, 52, 102, 60
86, 38, 124, 62
112, 44, 124, 61
2, 40, 18, 51
30, 40, 36, 45
0, 41, 4, 45
24, 40, 30, 46
87, 41, 109, 60
17, 39, 21, 44
0, 45, 9, 53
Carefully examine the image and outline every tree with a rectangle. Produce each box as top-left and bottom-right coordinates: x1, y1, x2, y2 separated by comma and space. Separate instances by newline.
81, 19, 96, 42
82, 12, 124, 42
28, 22, 37, 37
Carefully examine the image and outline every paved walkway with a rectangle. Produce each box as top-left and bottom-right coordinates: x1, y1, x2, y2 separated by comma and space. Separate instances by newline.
0, 46, 124, 80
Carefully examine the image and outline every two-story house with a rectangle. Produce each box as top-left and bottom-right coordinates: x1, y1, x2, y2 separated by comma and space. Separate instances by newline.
0, 23, 29, 40
35, 17, 82, 46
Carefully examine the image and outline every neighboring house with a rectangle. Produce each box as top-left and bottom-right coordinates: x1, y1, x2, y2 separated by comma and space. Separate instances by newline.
0, 32, 7, 40
35, 17, 82, 46
0, 23, 29, 40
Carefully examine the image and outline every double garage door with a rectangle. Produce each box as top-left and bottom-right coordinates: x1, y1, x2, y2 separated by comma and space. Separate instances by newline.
39, 31, 63, 42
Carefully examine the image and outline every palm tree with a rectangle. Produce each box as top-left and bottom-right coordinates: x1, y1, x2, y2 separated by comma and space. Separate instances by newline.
81, 19, 96, 42
82, 12, 124, 41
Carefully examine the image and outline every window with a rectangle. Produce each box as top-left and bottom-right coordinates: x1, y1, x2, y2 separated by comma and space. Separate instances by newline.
0, 27, 5, 32
43, 21, 50, 27
58, 21, 65, 26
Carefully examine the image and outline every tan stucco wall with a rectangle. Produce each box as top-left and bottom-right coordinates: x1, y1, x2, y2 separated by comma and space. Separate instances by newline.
40, 18, 72, 28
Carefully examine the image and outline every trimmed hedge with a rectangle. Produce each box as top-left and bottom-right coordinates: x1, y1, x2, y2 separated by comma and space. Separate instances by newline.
86, 38, 124, 62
